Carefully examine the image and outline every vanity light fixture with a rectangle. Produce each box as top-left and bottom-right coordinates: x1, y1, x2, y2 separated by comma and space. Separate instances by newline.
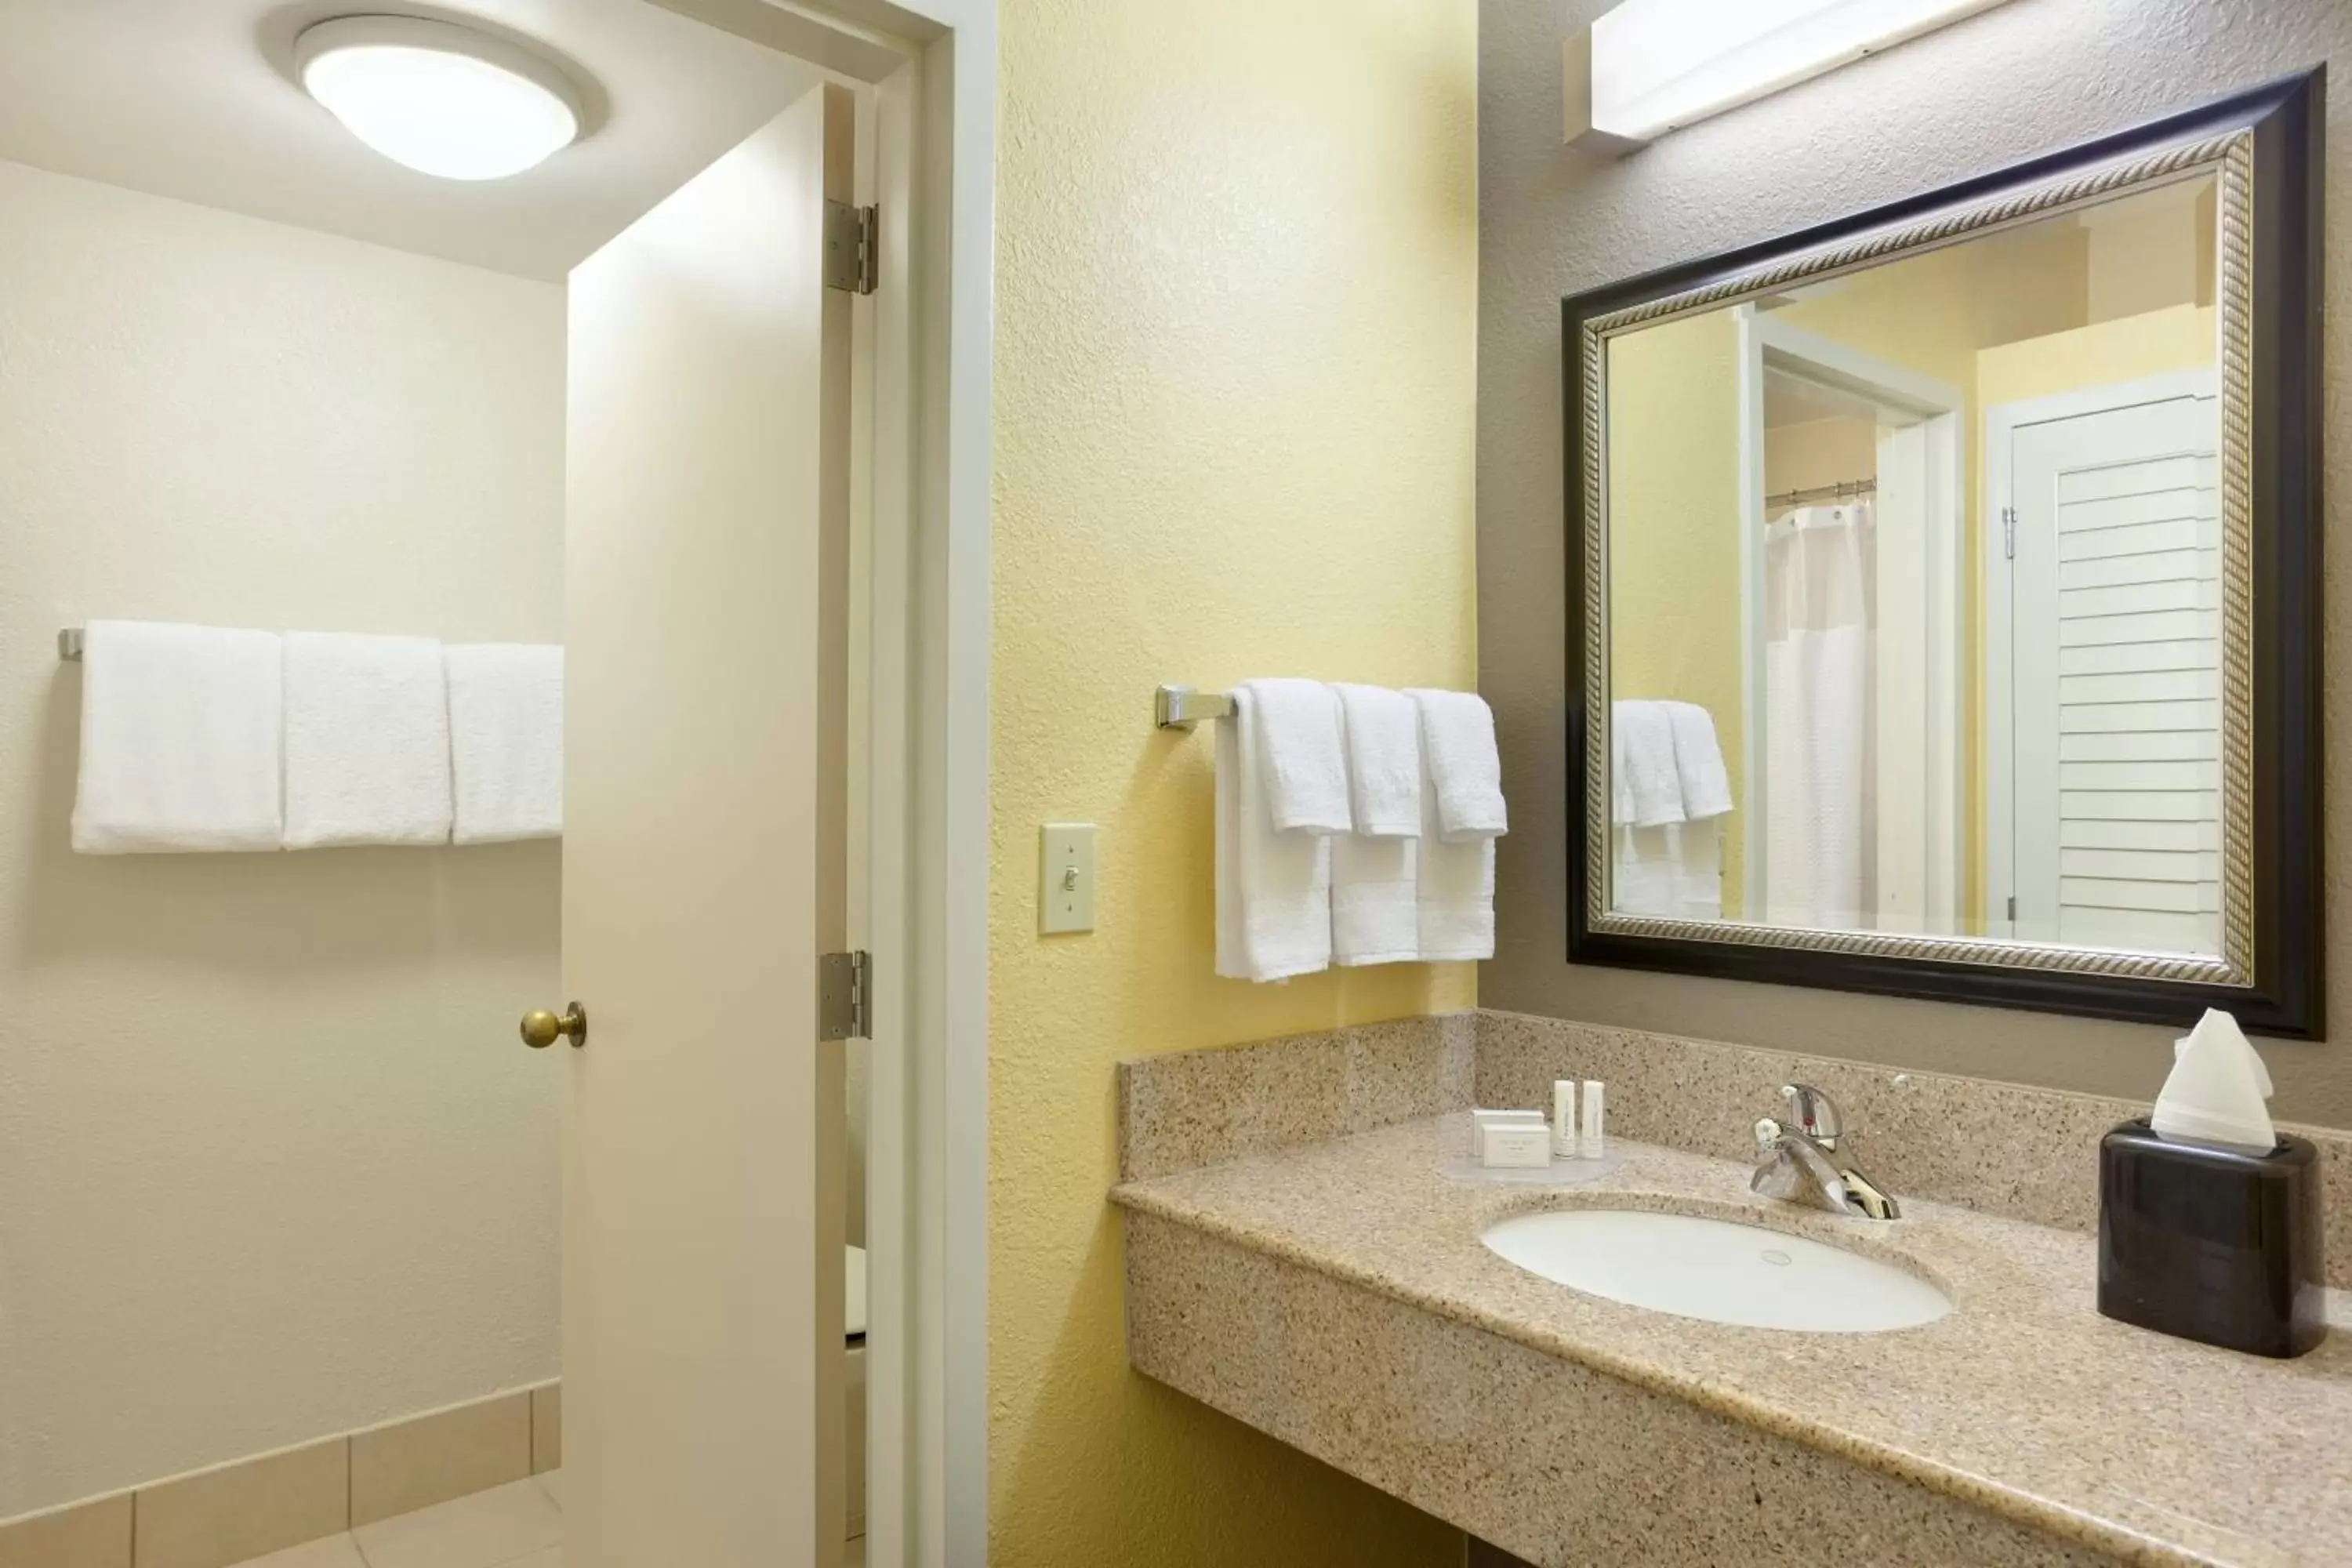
294, 16, 583, 181
1566, 0, 2017, 146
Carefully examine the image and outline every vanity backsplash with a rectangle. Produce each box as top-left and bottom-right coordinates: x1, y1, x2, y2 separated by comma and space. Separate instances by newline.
1118, 1008, 2352, 1291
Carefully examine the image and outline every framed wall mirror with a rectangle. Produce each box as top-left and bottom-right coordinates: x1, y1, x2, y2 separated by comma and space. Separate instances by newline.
1563, 71, 2324, 1034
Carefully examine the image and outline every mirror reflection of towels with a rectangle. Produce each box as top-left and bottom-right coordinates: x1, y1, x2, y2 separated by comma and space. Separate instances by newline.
1610, 698, 1732, 919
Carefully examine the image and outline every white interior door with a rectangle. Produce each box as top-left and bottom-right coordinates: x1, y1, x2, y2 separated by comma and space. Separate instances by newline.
2001, 381, 2220, 955
561, 81, 853, 1568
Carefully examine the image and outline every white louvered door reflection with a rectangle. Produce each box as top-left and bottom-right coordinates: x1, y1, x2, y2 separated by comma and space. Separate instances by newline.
2004, 384, 2220, 956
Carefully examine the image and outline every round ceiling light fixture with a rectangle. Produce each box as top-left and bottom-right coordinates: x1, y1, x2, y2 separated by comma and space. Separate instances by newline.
294, 16, 583, 182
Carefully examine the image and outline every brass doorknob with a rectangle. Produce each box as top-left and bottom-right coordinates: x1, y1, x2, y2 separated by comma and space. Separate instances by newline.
521, 1003, 587, 1049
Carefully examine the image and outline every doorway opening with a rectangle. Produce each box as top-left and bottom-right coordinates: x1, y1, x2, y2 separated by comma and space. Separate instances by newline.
1737, 307, 1965, 934
0, 2, 989, 1564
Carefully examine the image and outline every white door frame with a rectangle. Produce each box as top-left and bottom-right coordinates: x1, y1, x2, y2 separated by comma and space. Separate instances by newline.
1735, 311, 1964, 927
640, 5, 994, 1566
1981, 367, 2218, 946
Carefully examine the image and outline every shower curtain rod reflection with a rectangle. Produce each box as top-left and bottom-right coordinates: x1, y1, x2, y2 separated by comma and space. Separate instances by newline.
1765, 478, 1877, 511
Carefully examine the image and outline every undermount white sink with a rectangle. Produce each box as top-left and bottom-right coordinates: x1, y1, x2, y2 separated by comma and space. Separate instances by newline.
1481, 1208, 1951, 1333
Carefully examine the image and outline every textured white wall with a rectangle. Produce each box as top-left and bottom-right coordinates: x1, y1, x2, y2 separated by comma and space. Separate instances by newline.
0, 159, 564, 1515
1479, 0, 2352, 1124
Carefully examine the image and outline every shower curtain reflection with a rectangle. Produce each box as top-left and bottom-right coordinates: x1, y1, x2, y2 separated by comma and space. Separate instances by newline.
1762, 502, 1876, 929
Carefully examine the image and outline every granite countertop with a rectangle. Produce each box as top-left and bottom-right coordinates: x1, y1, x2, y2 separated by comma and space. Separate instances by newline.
1110, 1116, 2352, 1568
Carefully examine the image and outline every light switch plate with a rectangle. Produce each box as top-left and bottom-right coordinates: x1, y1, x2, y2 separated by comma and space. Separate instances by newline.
1040, 822, 1095, 934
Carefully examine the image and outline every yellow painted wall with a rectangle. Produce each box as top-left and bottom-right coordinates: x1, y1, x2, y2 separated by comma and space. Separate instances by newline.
1766, 416, 1878, 495
1976, 303, 2218, 410
989, 2, 1479, 1564
1605, 312, 1748, 913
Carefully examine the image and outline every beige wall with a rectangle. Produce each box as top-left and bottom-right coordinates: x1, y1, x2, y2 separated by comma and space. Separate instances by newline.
989, 0, 1478, 1563
0, 160, 564, 1515
1478, 0, 2352, 1127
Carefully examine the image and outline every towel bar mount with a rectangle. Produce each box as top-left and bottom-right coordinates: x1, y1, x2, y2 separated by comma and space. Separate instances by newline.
1155, 684, 1235, 731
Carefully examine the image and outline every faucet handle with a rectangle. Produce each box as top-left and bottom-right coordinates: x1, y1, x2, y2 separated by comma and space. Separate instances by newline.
1779, 1083, 1845, 1149
1753, 1116, 1783, 1157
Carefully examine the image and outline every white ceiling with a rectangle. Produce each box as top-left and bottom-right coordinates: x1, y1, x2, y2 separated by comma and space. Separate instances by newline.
0, 0, 827, 280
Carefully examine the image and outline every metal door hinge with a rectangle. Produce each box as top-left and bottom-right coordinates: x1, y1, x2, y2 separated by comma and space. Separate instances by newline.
2002, 506, 2016, 560
819, 950, 873, 1041
823, 201, 878, 296
2007, 895, 2017, 922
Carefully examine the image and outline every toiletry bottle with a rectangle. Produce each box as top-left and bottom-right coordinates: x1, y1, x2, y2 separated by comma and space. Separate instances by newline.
1579, 1080, 1606, 1160
1552, 1080, 1577, 1159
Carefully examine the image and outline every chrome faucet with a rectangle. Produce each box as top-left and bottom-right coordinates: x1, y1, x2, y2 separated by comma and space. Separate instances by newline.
1751, 1083, 1900, 1221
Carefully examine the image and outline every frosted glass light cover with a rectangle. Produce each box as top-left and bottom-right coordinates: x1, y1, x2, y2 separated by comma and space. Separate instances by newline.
297, 18, 580, 181
1588, 0, 2013, 141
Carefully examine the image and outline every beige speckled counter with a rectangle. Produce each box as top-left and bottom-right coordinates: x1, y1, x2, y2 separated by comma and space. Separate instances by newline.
1112, 1114, 2352, 1568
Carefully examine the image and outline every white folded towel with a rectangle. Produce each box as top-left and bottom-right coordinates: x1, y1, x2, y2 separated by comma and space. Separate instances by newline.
1332, 832, 1419, 966
1612, 825, 1676, 916
282, 631, 453, 849
445, 644, 564, 844
1405, 689, 1507, 842
71, 619, 284, 854
1610, 713, 1636, 825
1413, 723, 1494, 961
1215, 687, 1333, 982
1611, 820, 1724, 920
1611, 699, 1683, 827
1674, 818, 1725, 919
1664, 700, 1733, 821
1331, 683, 1421, 837
1241, 678, 1350, 835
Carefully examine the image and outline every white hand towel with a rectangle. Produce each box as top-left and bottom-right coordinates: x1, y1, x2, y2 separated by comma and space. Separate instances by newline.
1610, 713, 1636, 826
1414, 735, 1494, 962
1331, 683, 1421, 837
1611, 699, 1683, 827
445, 644, 564, 844
282, 631, 452, 849
1242, 678, 1350, 835
71, 619, 284, 854
1406, 689, 1508, 842
1664, 700, 1733, 821
1613, 822, 1721, 920
1215, 687, 1333, 981
1671, 819, 1724, 920
1332, 832, 1419, 966
1612, 825, 1676, 916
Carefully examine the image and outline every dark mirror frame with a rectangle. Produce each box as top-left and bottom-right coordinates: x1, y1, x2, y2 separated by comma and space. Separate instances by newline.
1563, 70, 2325, 1036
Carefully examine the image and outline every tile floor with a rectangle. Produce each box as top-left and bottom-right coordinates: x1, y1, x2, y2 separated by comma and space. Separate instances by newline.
223, 1472, 867, 1568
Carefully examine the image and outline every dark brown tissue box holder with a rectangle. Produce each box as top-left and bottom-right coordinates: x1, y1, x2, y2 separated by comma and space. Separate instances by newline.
2098, 1118, 2325, 1359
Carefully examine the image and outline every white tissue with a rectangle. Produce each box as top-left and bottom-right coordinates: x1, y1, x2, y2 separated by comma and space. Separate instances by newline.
2150, 1007, 2277, 1153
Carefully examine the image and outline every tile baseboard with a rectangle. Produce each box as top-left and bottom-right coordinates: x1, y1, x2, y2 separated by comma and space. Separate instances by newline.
0, 1490, 132, 1568
0, 1381, 560, 1568
348, 1391, 535, 1529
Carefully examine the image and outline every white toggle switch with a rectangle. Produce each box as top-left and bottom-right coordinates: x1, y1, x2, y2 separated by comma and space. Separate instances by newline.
1040, 822, 1095, 934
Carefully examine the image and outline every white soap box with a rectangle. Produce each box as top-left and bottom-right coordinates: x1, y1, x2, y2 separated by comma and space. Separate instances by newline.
1479, 1120, 1553, 1169
1472, 1108, 1546, 1162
